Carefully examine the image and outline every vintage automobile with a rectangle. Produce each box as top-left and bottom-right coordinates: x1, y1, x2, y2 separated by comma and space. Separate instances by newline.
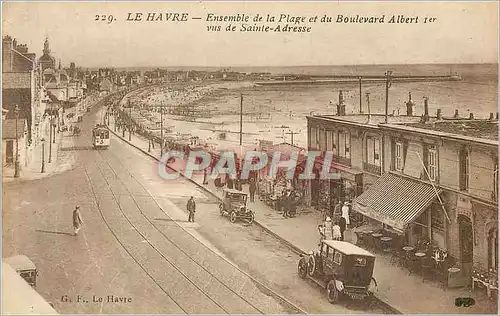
218, 189, 255, 224
297, 240, 377, 304
4, 255, 38, 289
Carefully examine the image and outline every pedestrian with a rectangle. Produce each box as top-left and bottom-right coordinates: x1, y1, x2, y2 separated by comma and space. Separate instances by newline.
249, 178, 256, 202
73, 205, 84, 236
186, 196, 196, 222
323, 217, 334, 240
339, 216, 347, 241
341, 201, 351, 227
281, 190, 289, 218
332, 221, 342, 241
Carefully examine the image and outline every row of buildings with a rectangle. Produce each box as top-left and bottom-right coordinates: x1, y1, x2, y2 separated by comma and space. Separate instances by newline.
304, 91, 498, 281
1, 35, 115, 173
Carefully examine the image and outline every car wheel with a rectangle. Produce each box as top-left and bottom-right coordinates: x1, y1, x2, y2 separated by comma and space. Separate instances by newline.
307, 255, 316, 277
327, 279, 339, 304
230, 211, 237, 223
297, 257, 307, 279
219, 203, 224, 215
247, 212, 254, 224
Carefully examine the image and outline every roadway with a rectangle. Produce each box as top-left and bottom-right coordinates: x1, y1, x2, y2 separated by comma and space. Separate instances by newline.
3, 99, 386, 314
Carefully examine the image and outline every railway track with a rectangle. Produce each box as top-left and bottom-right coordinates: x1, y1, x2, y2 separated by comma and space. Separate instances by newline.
82, 146, 308, 314
96, 95, 400, 314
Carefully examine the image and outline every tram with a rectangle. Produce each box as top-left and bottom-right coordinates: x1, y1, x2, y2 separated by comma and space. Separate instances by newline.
92, 124, 110, 149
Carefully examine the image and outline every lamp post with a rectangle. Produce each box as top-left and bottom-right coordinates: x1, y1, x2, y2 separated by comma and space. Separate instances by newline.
52, 116, 56, 143
48, 117, 53, 163
41, 138, 46, 173
128, 100, 132, 141
14, 105, 20, 178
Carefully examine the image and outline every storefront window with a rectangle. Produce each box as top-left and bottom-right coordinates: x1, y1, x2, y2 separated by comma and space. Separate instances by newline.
431, 207, 445, 249
338, 130, 351, 159
309, 127, 317, 150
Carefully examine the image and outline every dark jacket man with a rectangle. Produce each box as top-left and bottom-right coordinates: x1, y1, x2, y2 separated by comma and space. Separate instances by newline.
187, 197, 196, 222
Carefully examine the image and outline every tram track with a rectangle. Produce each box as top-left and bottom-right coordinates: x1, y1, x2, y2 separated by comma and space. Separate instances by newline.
101, 123, 401, 314
82, 146, 308, 314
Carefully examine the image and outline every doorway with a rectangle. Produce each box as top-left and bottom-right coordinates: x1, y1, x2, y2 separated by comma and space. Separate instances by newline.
458, 215, 474, 277
5, 140, 14, 164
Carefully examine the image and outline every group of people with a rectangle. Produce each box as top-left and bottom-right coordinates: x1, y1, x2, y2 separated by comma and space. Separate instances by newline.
278, 189, 299, 218
318, 201, 351, 241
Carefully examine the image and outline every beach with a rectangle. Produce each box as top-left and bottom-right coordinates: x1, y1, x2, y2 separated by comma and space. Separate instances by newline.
123, 64, 498, 149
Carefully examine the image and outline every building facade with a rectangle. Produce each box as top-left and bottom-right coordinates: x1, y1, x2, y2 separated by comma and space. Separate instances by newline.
306, 96, 498, 278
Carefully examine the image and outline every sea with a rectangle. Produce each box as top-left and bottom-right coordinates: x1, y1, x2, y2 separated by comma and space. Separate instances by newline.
130, 63, 498, 148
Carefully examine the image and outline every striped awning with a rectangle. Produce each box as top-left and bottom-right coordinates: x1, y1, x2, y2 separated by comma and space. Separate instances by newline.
352, 173, 441, 231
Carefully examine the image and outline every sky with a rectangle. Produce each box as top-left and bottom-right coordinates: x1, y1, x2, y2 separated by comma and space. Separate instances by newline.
2, 1, 498, 68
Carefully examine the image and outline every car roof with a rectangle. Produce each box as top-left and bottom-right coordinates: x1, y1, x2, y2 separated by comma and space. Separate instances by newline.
4, 255, 36, 271
223, 188, 247, 195
322, 240, 375, 257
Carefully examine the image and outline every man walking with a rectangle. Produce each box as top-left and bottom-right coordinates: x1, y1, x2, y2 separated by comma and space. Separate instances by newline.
187, 196, 196, 222
73, 205, 83, 236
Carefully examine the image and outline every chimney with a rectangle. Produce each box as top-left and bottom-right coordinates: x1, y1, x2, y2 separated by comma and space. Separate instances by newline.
469, 113, 474, 120
406, 92, 414, 116
423, 97, 429, 122
454, 109, 459, 118
437, 109, 442, 120
337, 90, 346, 116
2, 36, 13, 72
489, 112, 494, 120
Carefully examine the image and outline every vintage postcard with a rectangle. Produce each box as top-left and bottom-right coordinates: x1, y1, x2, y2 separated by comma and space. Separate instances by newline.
1, 1, 498, 314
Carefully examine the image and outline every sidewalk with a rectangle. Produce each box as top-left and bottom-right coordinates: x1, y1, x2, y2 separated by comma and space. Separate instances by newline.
3, 125, 76, 183
108, 115, 497, 314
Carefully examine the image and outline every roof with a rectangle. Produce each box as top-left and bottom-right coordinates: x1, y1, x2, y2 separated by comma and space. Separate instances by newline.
222, 188, 248, 195
352, 173, 440, 231
2, 119, 27, 139
322, 240, 375, 257
309, 114, 423, 127
2, 263, 57, 314
267, 142, 305, 155
3, 255, 36, 271
400, 120, 498, 141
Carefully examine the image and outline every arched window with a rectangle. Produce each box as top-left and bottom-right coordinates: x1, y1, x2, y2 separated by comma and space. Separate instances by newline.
487, 227, 498, 271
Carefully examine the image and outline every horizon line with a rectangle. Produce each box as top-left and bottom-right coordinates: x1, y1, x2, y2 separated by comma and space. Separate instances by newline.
80, 61, 499, 69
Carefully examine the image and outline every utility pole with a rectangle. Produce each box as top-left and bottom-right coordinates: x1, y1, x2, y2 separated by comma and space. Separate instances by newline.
239, 93, 243, 146
160, 103, 164, 156
384, 71, 393, 123
366, 92, 372, 123
14, 105, 20, 178
358, 76, 363, 113
128, 99, 132, 141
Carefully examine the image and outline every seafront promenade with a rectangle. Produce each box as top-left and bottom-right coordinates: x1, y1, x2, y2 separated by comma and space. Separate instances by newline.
106, 112, 497, 315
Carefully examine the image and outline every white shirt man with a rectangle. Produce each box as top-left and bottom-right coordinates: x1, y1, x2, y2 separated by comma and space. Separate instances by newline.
341, 202, 351, 225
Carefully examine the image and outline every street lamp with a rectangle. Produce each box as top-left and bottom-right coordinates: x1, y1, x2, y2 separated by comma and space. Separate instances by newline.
128, 100, 132, 141
14, 105, 20, 178
41, 138, 46, 173
48, 116, 53, 163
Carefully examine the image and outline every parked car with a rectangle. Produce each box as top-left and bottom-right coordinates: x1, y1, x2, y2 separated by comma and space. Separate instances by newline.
218, 189, 254, 224
298, 240, 377, 304
4, 255, 37, 289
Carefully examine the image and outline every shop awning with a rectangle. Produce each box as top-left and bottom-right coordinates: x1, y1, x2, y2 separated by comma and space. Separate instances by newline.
352, 173, 441, 231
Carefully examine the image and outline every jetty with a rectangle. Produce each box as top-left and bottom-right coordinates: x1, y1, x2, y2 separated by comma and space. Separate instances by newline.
255, 74, 462, 86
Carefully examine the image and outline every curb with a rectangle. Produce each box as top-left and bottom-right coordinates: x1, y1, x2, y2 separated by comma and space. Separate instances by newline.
108, 127, 403, 315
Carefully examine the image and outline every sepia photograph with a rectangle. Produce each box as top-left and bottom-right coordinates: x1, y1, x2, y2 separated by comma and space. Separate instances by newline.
1, 1, 498, 314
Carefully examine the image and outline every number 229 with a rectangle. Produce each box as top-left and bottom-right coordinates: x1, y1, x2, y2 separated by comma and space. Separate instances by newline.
95, 15, 115, 24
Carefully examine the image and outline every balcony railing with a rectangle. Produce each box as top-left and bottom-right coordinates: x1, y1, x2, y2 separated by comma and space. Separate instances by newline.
363, 162, 381, 174
334, 156, 351, 167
